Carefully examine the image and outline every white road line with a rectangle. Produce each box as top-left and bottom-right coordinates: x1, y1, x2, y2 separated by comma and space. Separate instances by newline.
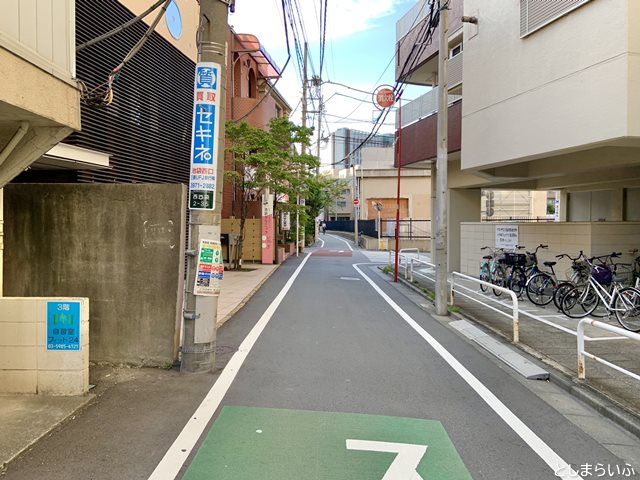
328, 234, 353, 251
148, 253, 313, 480
353, 263, 583, 480
319, 238, 325, 248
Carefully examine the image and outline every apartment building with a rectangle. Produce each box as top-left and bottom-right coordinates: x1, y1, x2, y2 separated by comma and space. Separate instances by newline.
396, 0, 640, 272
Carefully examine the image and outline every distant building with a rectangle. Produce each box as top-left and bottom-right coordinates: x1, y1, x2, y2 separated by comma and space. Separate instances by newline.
331, 128, 394, 169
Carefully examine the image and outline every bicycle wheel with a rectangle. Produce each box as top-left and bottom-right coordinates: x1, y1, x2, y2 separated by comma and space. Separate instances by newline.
553, 281, 575, 311
614, 287, 640, 332
492, 265, 506, 296
526, 273, 556, 306
509, 267, 527, 298
479, 265, 490, 292
561, 284, 598, 318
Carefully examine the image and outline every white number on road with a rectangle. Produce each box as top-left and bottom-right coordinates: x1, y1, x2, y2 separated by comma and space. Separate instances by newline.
346, 439, 427, 480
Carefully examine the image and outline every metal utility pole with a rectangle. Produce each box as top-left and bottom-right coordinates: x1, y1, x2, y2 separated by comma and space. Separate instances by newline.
353, 163, 359, 245
394, 99, 402, 282
434, 2, 449, 316
182, 0, 230, 373
297, 42, 308, 255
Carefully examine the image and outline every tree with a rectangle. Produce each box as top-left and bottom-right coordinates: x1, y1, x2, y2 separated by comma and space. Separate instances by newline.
303, 174, 349, 241
225, 117, 317, 269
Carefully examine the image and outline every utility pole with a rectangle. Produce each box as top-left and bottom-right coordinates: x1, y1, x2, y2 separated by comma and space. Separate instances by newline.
434, 2, 449, 316
298, 42, 308, 254
182, 0, 230, 373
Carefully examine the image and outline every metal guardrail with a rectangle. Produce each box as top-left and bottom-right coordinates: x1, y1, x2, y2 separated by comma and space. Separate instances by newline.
389, 249, 420, 278
450, 272, 521, 343
577, 319, 640, 381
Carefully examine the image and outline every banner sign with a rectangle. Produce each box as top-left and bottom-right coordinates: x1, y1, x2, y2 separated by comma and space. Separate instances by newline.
281, 212, 291, 231
189, 62, 221, 210
47, 301, 81, 350
194, 239, 223, 296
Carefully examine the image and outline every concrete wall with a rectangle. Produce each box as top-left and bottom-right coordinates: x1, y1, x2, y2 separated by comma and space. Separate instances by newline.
460, 221, 640, 276
360, 175, 431, 220
0, 297, 89, 395
462, 0, 632, 169
3, 184, 186, 366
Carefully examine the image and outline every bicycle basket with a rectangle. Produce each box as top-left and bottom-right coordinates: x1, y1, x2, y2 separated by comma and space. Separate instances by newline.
525, 253, 536, 267
504, 252, 527, 267
591, 264, 613, 285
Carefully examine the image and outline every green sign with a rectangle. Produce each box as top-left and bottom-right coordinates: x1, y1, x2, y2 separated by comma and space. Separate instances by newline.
190, 190, 214, 209
183, 407, 471, 479
199, 247, 213, 263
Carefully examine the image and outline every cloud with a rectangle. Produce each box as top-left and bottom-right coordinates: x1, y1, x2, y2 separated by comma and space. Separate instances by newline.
230, 0, 410, 51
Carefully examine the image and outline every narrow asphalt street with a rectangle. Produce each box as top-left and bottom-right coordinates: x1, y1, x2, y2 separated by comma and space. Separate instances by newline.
4, 234, 640, 479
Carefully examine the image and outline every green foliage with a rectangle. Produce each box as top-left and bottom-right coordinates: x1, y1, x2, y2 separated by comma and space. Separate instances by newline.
225, 117, 318, 267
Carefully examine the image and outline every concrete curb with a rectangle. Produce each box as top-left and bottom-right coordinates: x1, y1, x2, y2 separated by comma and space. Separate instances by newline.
379, 265, 640, 439
216, 264, 281, 329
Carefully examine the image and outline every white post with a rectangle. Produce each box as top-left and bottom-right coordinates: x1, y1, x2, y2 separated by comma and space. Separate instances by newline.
434, 3, 449, 316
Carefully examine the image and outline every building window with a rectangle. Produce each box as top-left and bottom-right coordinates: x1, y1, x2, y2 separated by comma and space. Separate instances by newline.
568, 190, 611, 222
450, 43, 463, 58
520, 0, 591, 38
248, 69, 257, 99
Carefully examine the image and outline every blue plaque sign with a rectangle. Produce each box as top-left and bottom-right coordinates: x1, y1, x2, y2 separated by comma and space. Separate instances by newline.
46, 301, 81, 351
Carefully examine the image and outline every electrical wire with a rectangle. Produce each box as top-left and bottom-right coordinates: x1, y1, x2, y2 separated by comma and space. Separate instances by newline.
78, 0, 172, 108
76, 0, 167, 52
334, 0, 443, 166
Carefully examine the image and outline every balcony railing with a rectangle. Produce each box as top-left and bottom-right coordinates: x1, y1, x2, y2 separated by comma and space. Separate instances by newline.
398, 87, 462, 129
397, 0, 430, 41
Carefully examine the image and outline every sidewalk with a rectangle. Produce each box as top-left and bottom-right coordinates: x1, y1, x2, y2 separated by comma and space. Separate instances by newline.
0, 262, 278, 471
399, 261, 640, 437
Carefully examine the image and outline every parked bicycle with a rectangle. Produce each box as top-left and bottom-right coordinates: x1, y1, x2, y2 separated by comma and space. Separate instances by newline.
526, 250, 589, 308
479, 246, 507, 296
507, 244, 549, 298
560, 252, 640, 331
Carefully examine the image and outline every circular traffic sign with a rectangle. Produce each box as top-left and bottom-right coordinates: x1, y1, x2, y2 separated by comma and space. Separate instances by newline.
354, 198, 360, 206
373, 85, 396, 109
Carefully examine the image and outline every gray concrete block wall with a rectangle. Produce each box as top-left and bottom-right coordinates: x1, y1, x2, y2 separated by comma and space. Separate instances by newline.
3, 184, 186, 366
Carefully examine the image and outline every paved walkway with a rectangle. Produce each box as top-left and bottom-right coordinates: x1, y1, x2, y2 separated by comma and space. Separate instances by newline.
0, 263, 278, 470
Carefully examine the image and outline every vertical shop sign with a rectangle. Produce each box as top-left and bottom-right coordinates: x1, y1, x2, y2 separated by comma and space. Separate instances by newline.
194, 239, 223, 296
189, 62, 221, 210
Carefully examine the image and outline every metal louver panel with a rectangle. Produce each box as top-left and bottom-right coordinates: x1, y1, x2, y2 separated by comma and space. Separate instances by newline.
520, 0, 592, 38
68, 0, 194, 184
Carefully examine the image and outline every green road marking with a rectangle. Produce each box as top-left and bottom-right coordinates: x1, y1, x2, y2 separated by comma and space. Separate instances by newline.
183, 406, 471, 480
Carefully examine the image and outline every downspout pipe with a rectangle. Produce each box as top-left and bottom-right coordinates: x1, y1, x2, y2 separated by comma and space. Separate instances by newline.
0, 121, 30, 167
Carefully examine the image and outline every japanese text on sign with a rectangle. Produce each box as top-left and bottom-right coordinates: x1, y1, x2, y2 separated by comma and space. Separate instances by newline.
189, 62, 221, 210
47, 301, 81, 350
495, 225, 519, 249
194, 239, 223, 296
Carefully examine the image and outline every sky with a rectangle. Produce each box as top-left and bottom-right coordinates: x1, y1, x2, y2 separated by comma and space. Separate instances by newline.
228, 0, 425, 167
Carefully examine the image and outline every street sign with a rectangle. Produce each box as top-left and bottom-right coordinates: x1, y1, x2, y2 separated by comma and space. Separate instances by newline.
373, 85, 396, 109
188, 62, 221, 210
354, 198, 360, 206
